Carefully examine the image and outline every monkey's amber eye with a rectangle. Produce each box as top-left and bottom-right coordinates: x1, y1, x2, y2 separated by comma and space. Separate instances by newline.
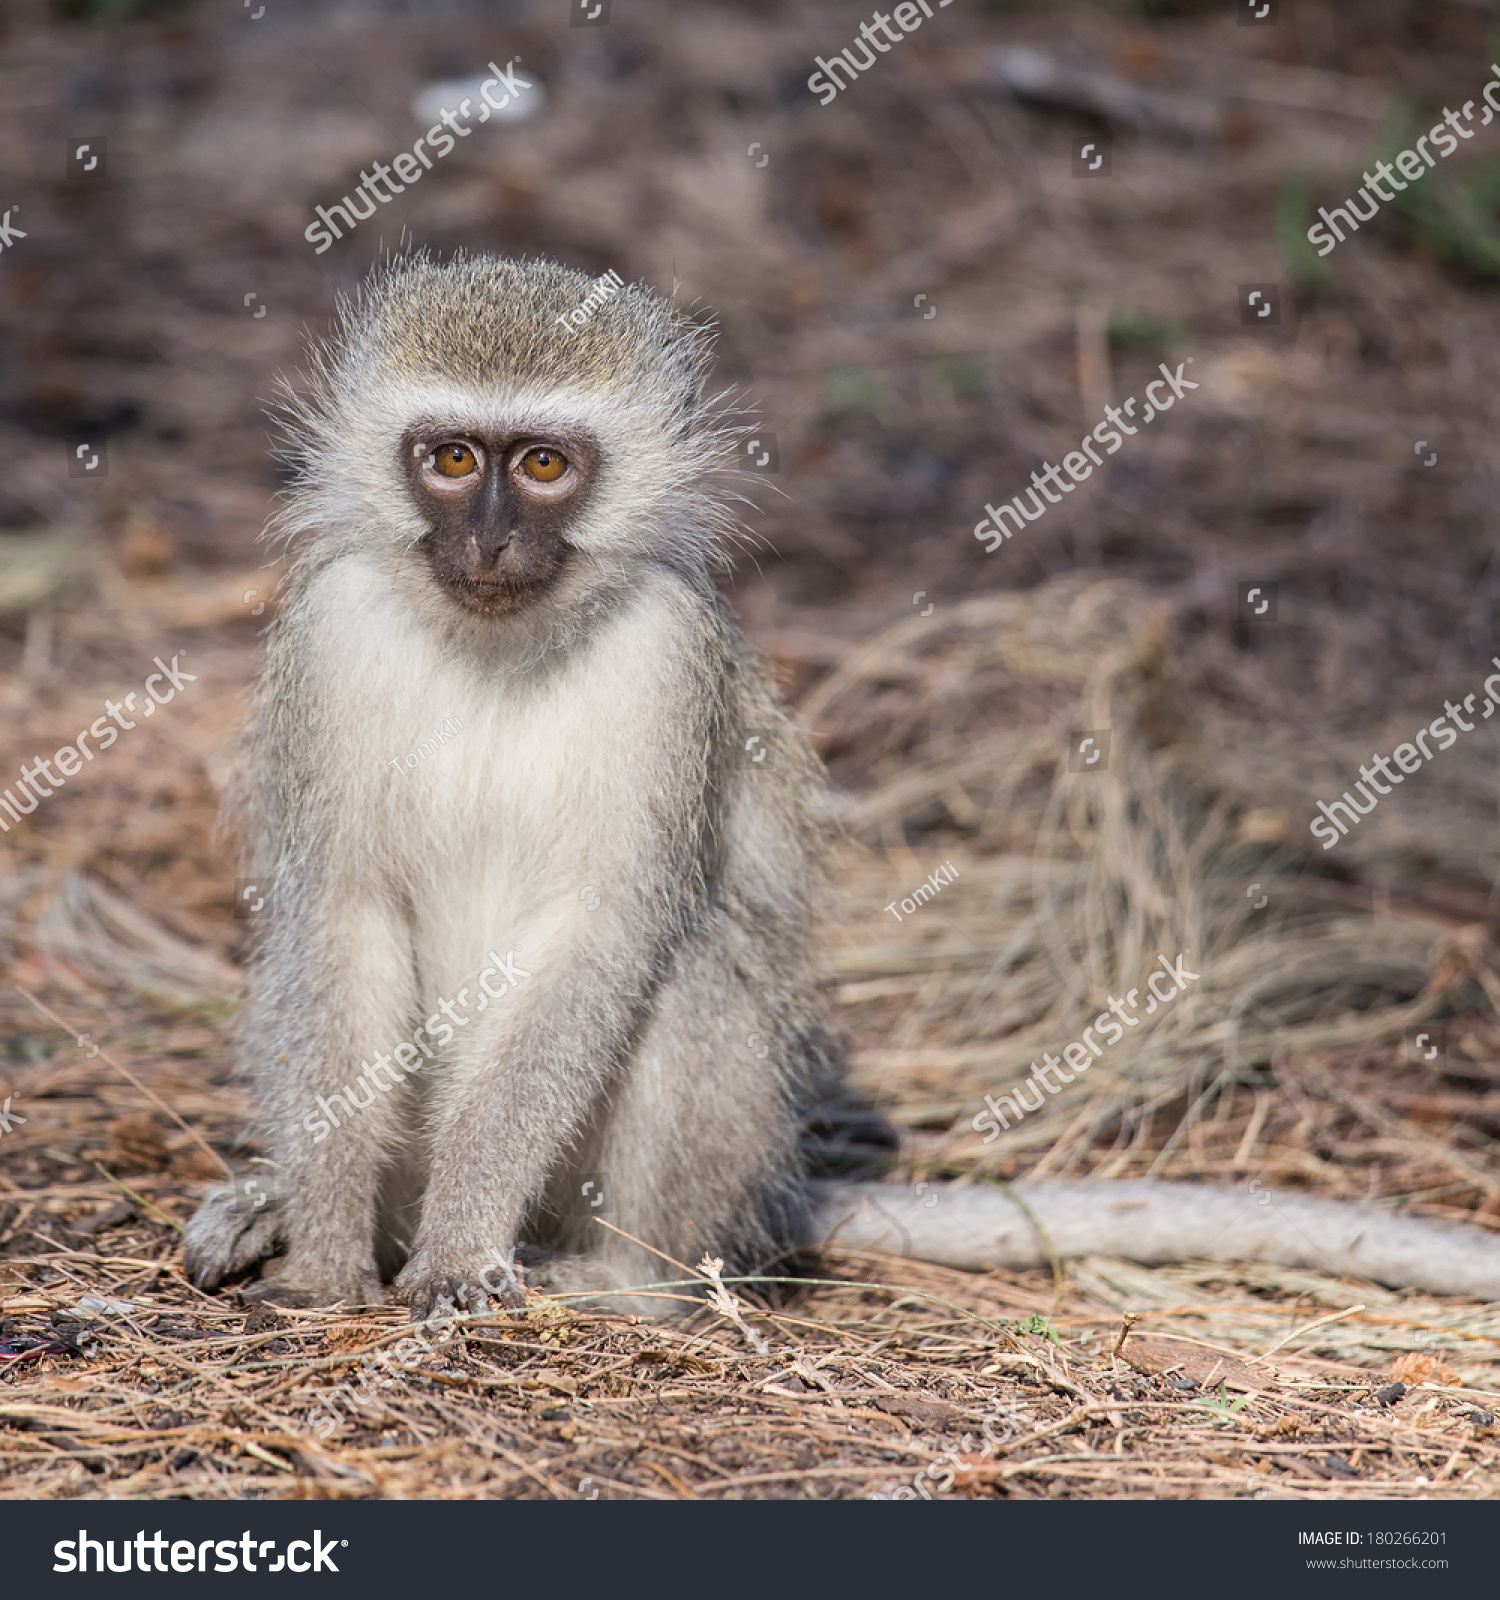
431, 442, 479, 478
520, 447, 567, 482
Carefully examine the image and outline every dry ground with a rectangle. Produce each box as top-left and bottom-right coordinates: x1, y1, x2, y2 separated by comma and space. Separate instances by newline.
4, 0, 1500, 1499
4, 566, 1500, 1501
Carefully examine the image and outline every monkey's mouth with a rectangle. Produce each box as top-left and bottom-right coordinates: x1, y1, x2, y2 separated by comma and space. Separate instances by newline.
442, 573, 546, 615
421, 526, 570, 616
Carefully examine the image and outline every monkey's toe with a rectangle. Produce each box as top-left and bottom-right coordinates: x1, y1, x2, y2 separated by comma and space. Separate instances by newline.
395, 1257, 524, 1324
182, 1183, 285, 1291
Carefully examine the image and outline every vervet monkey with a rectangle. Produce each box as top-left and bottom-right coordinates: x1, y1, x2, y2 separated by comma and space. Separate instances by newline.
186, 252, 828, 1319
184, 255, 1500, 1316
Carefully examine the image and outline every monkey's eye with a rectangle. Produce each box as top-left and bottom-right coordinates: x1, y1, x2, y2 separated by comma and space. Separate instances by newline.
430, 442, 479, 478
520, 447, 567, 483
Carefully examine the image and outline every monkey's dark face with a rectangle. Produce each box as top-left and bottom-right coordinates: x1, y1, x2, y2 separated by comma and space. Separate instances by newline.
402, 426, 593, 615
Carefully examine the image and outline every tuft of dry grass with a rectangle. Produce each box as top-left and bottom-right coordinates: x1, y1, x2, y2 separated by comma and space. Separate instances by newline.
813, 577, 1500, 1210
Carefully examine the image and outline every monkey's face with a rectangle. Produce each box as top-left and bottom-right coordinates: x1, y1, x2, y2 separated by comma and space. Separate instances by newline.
402, 426, 593, 615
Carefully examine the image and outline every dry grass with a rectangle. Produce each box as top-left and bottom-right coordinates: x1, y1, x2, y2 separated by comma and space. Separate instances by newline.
4, 1179, 1500, 1501
3, 571, 1500, 1500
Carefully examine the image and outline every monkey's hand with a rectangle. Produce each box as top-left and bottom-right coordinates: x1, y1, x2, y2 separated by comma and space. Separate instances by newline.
182, 1183, 288, 1292
184, 1184, 383, 1307
394, 1251, 526, 1324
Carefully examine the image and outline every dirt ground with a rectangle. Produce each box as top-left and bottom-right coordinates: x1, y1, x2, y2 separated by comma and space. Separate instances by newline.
4, 0, 1500, 1500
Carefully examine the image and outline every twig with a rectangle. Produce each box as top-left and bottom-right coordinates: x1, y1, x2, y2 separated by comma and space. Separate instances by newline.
1248, 1304, 1366, 1366
591, 1215, 703, 1281
92, 1162, 184, 1233
1112, 1312, 1140, 1357
14, 986, 231, 1179
697, 1255, 770, 1355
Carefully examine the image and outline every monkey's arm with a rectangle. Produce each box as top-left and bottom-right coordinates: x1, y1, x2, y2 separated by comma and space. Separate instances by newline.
183, 872, 424, 1305
815, 1179, 1500, 1300
392, 888, 694, 1319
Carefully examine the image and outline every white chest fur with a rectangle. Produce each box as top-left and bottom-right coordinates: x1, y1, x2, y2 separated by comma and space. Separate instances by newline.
290, 555, 691, 995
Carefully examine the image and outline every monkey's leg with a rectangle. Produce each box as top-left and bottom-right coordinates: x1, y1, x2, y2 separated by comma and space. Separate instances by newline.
535, 907, 807, 1316
392, 907, 677, 1321
188, 896, 421, 1307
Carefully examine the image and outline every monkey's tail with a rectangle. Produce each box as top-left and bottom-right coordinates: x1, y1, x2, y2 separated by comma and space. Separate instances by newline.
810, 1179, 1500, 1301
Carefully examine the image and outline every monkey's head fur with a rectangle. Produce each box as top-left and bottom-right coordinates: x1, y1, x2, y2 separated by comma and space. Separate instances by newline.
273, 252, 742, 633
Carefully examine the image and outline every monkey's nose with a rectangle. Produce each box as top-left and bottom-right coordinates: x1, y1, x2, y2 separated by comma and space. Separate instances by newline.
467, 528, 513, 567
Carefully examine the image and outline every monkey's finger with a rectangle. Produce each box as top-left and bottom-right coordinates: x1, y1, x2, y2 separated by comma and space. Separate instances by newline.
402, 1283, 454, 1325
488, 1272, 526, 1311
182, 1186, 282, 1290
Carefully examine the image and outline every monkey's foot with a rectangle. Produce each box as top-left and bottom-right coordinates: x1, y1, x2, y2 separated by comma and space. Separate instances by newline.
182, 1183, 287, 1291
393, 1253, 526, 1323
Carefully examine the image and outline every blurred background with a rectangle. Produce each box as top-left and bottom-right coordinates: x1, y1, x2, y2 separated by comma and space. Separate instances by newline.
5, 0, 1500, 1280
